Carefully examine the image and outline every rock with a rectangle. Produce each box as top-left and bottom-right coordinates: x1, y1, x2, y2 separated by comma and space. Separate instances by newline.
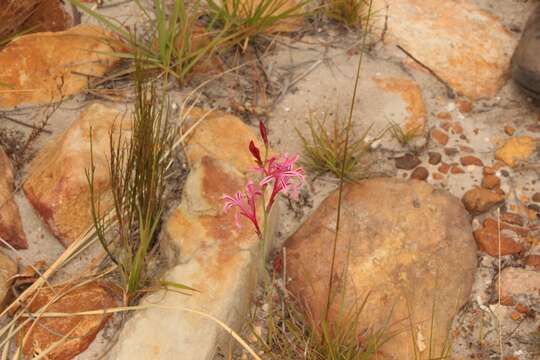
23, 103, 130, 247
0, 251, 17, 305
444, 147, 459, 157
372, 0, 516, 99
285, 178, 477, 360
524, 255, 540, 270
473, 225, 524, 257
450, 165, 465, 174
500, 212, 524, 226
432, 172, 444, 181
495, 136, 536, 168
0, 147, 27, 249
462, 187, 505, 215
496, 267, 540, 301
111, 111, 278, 360
18, 281, 119, 360
481, 175, 501, 190
438, 163, 450, 174
394, 153, 421, 170
0, 25, 121, 108
410, 166, 428, 181
532, 192, 540, 203
457, 99, 473, 113
428, 151, 442, 165
504, 126, 515, 136
460, 155, 483, 167
431, 128, 449, 145
0, 0, 71, 40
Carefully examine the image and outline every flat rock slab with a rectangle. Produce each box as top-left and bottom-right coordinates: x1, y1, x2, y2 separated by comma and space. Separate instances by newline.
285, 178, 477, 359
23, 103, 131, 247
0, 25, 120, 108
111, 110, 276, 359
372, 0, 516, 99
268, 50, 428, 155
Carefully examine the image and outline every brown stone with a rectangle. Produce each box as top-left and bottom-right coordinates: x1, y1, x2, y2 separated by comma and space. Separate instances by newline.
460, 155, 483, 167
481, 175, 500, 190
394, 153, 421, 170
500, 295, 514, 306
483, 166, 496, 175
495, 136, 536, 168
473, 226, 524, 256
462, 187, 505, 215
459, 145, 474, 153
431, 128, 449, 145
372, 0, 516, 99
504, 126, 515, 136
432, 173, 444, 181
510, 311, 522, 321
524, 255, 540, 270
436, 112, 452, 120
483, 218, 529, 237
0, 147, 27, 249
0, 25, 121, 108
410, 166, 428, 181
18, 282, 119, 360
532, 192, 540, 203
285, 178, 477, 360
444, 147, 459, 157
23, 103, 130, 246
457, 99, 473, 113
0, 251, 17, 305
438, 163, 450, 174
515, 303, 529, 314
428, 151, 442, 165
500, 212, 524, 227
450, 165, 465, 174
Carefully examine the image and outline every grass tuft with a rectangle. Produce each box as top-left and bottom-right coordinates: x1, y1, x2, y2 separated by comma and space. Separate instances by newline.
296, 111, 383, 181
387, 120, 421, 147
86, 56, 177, 302
324, 0, 364, 28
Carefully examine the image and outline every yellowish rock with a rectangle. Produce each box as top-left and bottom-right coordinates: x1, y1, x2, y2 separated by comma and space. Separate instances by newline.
495, 136, 536, 167
0, 25, 121, 108
23, 103, 130, 247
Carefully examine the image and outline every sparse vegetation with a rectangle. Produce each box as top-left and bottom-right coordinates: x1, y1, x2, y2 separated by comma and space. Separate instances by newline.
86, 58, 179, 302
325, 0, 364, 28
297, 111, 383, 181
388, 120, 421, 147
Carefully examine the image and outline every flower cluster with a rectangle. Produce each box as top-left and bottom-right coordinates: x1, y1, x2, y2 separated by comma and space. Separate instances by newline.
222, 121, 304, 237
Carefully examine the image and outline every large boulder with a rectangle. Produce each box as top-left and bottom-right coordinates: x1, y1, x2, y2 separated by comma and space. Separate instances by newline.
111, 110, 277, 360
285, 178, 478, 359
0, 146, 27, 249
0, 25, 121, 108
23, 103, 131, 247
372, 0, 516, 99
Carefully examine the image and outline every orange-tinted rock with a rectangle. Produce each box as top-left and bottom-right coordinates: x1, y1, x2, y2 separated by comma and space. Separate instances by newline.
437, 112, 452, 120
504, 126, 515, 136
373, 77, 427, 136
410, 166, 428, 181
460, 155, 483, 167
0, 251, 17, 305
0, 147, 27, 249
373, 0, 516, 99
482, 174, 500, 190
524, 255, 540, 270
532, 192, 540, 203
496, 268, 540, 301
431, 128, 449, 145
462, 187, 505, 215
285, 178, 476, 360
483, 218, 529, 237
450, 165, 465, 174
483, 166, 496, 175
495, 136, 536, 167
457, 100, 473, 113
473, 226, 524, 256
432, 173, 444, 181
515, 303, 529, 314
18, 282, 119, 360
428, 151, 442, 165
0, 25, 121, 108
23, 103, 130, 246
500, 212, 524, 227
438, 163, 450, 174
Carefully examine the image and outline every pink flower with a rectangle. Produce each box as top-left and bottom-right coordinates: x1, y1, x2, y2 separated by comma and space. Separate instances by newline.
260, 153, 305, 211
223, 180, 262, 236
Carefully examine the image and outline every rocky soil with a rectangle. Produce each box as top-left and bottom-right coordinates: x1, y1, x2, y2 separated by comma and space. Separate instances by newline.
0, 0, 539, 359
